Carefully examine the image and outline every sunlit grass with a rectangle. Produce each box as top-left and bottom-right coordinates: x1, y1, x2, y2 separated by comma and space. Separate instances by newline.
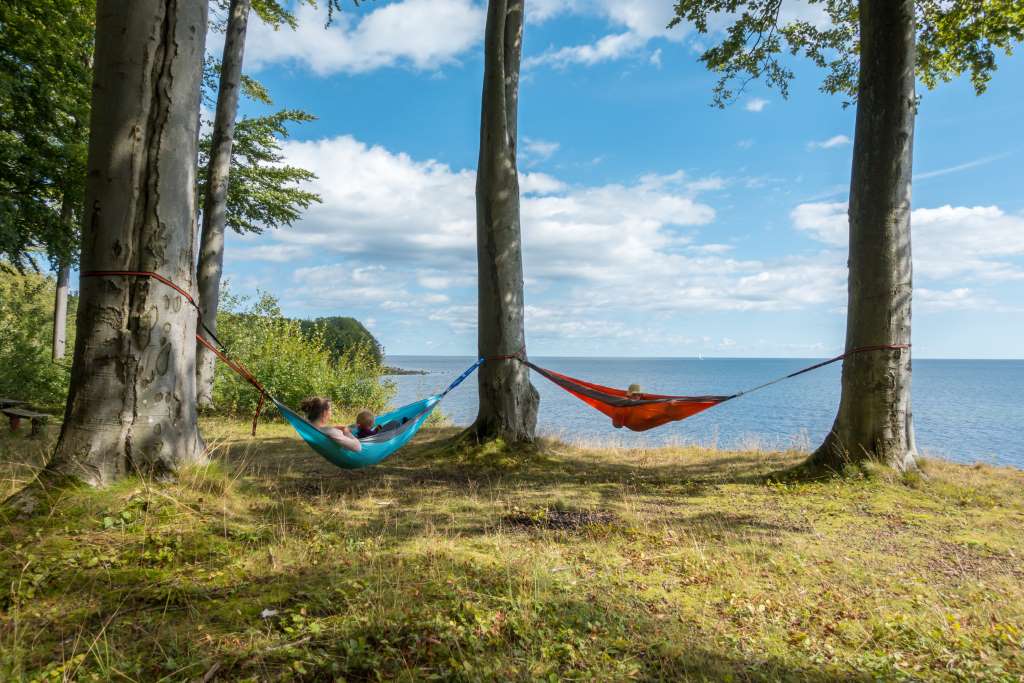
2, 419, 1022, 680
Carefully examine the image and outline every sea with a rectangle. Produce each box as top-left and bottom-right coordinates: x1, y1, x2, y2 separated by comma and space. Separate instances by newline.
385, 356, 1024, 468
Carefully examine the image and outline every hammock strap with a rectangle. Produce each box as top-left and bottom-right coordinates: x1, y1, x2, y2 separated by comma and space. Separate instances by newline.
440, 358, 485, 397
485, 345, 526, 362
726, 343, 911, 400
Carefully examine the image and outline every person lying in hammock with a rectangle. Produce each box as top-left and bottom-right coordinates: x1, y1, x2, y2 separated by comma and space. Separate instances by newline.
301, 397, 362, 452
354, 410, 408, 439
612, 384, 644, 429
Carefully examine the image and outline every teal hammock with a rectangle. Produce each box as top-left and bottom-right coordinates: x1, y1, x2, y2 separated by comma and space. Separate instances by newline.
274, 359, 483, 469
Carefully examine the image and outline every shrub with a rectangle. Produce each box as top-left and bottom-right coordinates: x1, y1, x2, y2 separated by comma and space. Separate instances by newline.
0, 266, 73, 408
211, 291, 393, 418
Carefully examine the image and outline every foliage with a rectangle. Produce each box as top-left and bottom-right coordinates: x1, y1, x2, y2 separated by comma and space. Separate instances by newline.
300, 316, 385, 364
0, 0, 93, 268
198, 110, 322, 236
3, 428, 1024, 680
669, 0, 1024, 106
209, 0, 309, 32
211, 290, 391, 416
0, 267, 74, 408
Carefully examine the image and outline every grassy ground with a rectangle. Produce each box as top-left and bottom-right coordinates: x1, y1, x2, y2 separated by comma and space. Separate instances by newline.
2, 420, 1023, 682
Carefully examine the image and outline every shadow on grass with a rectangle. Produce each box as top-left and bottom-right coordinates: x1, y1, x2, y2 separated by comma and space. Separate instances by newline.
215, 427, 806, 496
3, 544, 877, 682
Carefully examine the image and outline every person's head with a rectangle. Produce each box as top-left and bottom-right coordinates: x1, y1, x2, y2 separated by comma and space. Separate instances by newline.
356, 410, 376, 430
627, 383, 642, 399
300, 396, 332, 424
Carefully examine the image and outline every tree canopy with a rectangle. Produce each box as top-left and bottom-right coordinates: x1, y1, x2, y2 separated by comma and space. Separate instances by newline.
198, 110, 321, 236
669, 0, 1024, 105
0, 0, 93, 269
299, 316, 385, 364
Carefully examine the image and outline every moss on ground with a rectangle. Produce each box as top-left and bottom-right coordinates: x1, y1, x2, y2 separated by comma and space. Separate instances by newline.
2, 420, 1023, 681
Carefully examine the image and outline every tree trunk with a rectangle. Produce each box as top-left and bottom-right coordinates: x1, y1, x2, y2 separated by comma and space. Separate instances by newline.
52, 196, 73, 361
809, 0, 917, 472
196, 0, 251, 410
470, 0, 539, 444
38, 0, 208, 488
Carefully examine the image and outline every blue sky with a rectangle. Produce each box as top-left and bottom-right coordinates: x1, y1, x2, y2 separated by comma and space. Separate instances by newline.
213, 0, 1024, 359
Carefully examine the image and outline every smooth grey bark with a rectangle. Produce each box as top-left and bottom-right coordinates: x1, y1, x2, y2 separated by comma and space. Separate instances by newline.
470, 0, 539, 443
52, 197, 73, 361
810, 0, 917, 472
34, 0, 208, 489
52, 263, 70, 361
196, 0, 251, 409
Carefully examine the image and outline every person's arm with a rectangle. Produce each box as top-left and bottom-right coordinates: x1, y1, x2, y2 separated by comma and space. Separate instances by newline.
322, 426, 362, 452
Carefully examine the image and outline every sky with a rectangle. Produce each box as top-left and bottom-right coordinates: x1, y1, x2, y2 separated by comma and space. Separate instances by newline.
213, 0, 1024, 359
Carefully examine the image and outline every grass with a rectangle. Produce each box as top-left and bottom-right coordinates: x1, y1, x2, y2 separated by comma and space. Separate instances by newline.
1, 420, 1023, 682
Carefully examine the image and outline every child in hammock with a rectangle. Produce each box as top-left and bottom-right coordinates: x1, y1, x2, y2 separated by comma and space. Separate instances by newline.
354, 410, 407, 439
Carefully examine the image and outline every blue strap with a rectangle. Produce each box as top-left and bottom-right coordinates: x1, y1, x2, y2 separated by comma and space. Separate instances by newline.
439, 358, 484, 397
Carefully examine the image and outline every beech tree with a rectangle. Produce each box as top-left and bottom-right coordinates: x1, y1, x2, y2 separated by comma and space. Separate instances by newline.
9, 0, 210, 502
195, 0, 320, 409
471, 0, 539, 444
670, 0, 1021, 471
195, 0, 253, 410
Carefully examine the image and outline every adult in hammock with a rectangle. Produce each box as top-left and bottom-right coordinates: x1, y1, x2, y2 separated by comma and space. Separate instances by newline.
300, 397, 362, 452
612, 383, 644, 429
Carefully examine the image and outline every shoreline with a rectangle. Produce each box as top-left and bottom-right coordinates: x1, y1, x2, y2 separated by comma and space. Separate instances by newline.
382, 366, 429, 376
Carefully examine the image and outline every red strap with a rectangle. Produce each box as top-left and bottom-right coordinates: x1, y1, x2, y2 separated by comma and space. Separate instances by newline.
81, 270, 198, 307
486, 345, 526, 362
81, 272, 270, 434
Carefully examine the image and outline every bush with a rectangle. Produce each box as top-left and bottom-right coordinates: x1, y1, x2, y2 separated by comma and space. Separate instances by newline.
211, 291, 393, 418
0, 266, 73, 408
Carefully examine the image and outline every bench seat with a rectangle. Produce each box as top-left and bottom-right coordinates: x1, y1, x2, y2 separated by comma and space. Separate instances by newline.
1, 407, 51, 435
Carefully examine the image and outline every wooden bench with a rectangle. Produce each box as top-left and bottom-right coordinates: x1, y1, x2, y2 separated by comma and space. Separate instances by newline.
1, 407, 51, 435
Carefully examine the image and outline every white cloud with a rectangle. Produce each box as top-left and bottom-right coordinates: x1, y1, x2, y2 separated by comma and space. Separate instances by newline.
744, 98, 769, 112
914, 153, 1010, 181
521, 137, 560, 165
247, 134, 860, 333
520, 171, 567, 195
228, 244, 313, 263
689, 243, 733, 255
239, 0, 485, 75
791, 202, 1024, 283
736, 139, 754, 149
790, 202, 847, 245
525, 0, 685, 69
524, 0, 830, 73
808, 134, 851, 150
685, 176, 726, 193
916, 288, 985, 311
289, 264, 413, 310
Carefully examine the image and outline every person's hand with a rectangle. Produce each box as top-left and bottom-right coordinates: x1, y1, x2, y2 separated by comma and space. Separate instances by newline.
339, 425, 352, 435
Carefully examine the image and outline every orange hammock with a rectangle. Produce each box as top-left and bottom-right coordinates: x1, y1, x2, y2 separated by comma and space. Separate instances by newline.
525, 362, 728, 431
518, 343, 910, 432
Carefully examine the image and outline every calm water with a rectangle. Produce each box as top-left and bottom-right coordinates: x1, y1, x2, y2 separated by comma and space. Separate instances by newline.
385, 356, 1024, 468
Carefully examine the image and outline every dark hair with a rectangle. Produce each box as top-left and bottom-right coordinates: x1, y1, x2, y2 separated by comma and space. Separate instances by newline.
300, 396, 331, 422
